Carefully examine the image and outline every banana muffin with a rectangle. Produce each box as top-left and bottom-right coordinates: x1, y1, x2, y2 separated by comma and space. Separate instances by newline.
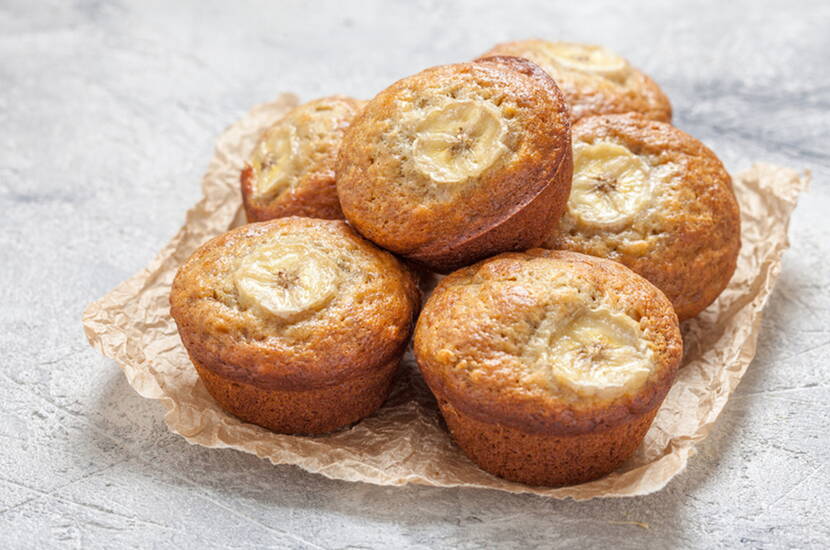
479, 40, 671, 123
170, 217, 420, 435
414, 249, 682, 486
336, 56, 573, 273
544, 113, 741, 321
241, 96, 364, 222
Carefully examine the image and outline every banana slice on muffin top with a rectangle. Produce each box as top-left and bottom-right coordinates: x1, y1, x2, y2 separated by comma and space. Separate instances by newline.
232, 238, 339, 322
523, 302, 655, 399
479, 40, 672, 123
336, 56, 573, 273
241, 96, 364, 222
567, 141, 654, 229
545, 113, 741, 321
412, 99, 510, 184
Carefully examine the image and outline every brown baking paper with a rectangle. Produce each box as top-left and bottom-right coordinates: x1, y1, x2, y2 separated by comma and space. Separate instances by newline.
83, 94, 809, 499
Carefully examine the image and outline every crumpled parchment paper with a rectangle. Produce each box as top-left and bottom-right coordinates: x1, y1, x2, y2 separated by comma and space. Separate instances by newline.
83, 94, 809, 499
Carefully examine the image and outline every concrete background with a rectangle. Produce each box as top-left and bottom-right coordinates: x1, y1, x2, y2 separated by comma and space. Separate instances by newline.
1, 1, 828, 548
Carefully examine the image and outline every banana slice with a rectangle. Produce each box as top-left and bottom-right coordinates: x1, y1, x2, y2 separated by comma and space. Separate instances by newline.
541, 42, 630, 81
413, 99, 508, 184
233, 242, 338, 322
545, 307, 654, 399
250, 124, 300, 198
568, 142, 652, 230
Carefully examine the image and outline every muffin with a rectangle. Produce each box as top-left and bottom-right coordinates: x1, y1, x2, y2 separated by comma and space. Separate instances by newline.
479, 40, 672, 123
336, 56, 573, 273
241, 96, 364, 222
544, 113, 741, 321
414, 250, 682, 486
170, 217, 420, 435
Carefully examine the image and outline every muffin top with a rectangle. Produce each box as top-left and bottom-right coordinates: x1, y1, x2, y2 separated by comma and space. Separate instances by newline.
170, 217, 420, 390
336, 56, 572, 269
241, 96, 364, 221
544, 113, 741, 320
479, 40, 671, 122
414, 250, 682, 435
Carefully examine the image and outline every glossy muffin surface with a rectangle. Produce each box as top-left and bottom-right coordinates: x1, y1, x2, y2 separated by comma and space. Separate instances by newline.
170, 218, 420, 433
414, 250, 682, 485
544, 113, 741, 320
480, 40, 671, 122
337, 56, 572, 272
241, 96, 364, 221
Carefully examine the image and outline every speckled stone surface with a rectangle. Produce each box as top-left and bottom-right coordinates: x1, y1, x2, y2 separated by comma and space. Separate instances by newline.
1, 1, 828, 548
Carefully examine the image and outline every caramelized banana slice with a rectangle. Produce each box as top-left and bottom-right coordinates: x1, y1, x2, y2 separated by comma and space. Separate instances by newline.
413, 99, 508, 183
234, 242, 338, 321
250, 124, 300, 198
526, 305, 654, 399
541, 42, 631, 81
568, 142, 652, 230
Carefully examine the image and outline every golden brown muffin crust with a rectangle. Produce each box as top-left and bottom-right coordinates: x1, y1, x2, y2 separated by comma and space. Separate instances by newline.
544, 113, 741, 320
241, 96, 364, 222
414, 250, 682, 436
479, 40, 672, 122
439, 399, 659, 486
192, 357, 398, 435
170, 217, 420, 391
336, 57, 572, 273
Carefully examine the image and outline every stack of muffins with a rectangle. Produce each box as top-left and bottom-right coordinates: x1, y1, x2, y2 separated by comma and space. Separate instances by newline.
170, 40, 740, 487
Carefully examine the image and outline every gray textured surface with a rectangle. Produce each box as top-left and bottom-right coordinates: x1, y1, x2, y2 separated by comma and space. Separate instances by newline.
1, 1, 828, 548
